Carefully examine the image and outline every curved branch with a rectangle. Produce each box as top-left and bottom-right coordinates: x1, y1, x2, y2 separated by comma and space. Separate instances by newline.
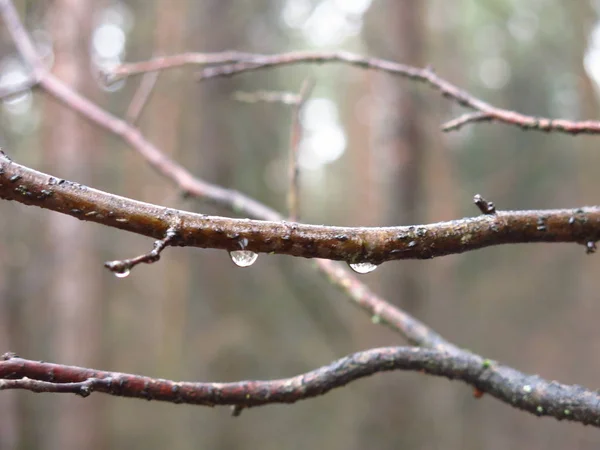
1, 153, 598, 265
2, 350, 599, 426
107, 51, 600, 135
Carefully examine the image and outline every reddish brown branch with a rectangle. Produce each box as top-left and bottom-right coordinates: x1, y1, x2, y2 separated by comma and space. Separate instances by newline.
2, 153, 598, 265
106, 50, 600, 135
104, 224, 180, 276
2, 351, 599, 426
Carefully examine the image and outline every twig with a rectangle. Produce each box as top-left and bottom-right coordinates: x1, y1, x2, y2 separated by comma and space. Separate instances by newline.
2, 154, 599, 265
288, 77, 314, 221
194, 51, 600, 135
442, 112, 492, 131
2, 350, 600, 426
106, 50, 600, 135
104, 225, 179, 276
473, 194, 496, 215
125, 71, 159, 124
103, 51, 257, 83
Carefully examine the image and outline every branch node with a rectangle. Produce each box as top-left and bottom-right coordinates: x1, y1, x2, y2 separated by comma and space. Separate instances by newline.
473, 194, 496, 215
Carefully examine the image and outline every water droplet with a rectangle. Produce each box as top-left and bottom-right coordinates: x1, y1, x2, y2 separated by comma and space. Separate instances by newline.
114, 267, 130, 278
348, 262, 378, 274
230, 250, 258, 267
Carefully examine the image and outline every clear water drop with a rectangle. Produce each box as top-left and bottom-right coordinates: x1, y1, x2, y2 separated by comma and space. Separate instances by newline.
114, 267, 130, 278
229, 250, 258, 267
348, 262, 378, 274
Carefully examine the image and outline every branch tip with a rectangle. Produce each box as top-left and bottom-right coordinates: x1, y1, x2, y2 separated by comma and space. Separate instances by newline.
104, 225, 179, 276
473, 194, 496, 215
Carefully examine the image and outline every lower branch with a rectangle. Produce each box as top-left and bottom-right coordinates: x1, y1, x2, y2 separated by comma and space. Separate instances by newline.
2, 350, 598, 426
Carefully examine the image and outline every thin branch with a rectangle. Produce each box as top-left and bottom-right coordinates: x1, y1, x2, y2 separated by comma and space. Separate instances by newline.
104, 224, 180, 276
2, 154, 599, 265
2, 350, 600, 426
441, 111, 493, 131
108, 50, 600, 135
125, 71, 159, 124
288, 77, 314, 221
103, 51, 257, 83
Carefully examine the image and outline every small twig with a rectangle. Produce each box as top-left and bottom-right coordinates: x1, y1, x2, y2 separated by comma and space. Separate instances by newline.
125, 71, 159, 124
473, 194, 496, 215
0, 377, 110, 397
104, 225, 179, 276
288, 77, 314, 222
441, 112, 492, 131
104, 51, 258, 83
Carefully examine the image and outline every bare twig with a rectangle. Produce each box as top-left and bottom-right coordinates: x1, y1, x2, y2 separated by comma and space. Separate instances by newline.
103, 51, 257, 83
125, 71, 159, 124
2, 154, 598, 265
288, 77, 314, 221
104, 224, 179, 276
473, 194, 496, 215
2, 350, 600, 426
105, 50, 600, 135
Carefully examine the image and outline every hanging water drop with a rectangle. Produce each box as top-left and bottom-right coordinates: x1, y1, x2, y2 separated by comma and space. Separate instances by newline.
114, 267, 130, 278
349, 262, 378, 274
229, 250, 258, 267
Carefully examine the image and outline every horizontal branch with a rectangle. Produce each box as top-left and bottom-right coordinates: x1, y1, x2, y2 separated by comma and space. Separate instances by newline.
2, 350, 599, 426
1, 153, 598, 265
111, 50, 600, 135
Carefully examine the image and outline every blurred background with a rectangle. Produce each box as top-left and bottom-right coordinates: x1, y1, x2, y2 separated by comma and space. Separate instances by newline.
1, 0, 600, 448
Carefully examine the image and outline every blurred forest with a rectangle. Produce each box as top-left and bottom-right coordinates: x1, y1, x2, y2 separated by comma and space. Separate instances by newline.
1, 0, 600, 449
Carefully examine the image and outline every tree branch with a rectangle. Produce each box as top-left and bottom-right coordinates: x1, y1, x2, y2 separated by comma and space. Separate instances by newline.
104, 50, 600, 135
1, 153, 598, 266
2, 350, 599, 426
